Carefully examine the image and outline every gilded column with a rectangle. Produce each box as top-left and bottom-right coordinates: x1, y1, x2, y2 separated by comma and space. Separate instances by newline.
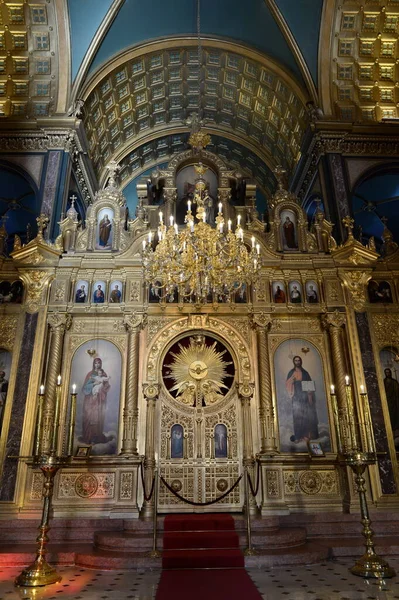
42, 313, 72, 454
321, 312, 348, 447
141, 383, 159, 518
237, 382, 257, 512
121, 314, 144, 456
254, 317, 276, 454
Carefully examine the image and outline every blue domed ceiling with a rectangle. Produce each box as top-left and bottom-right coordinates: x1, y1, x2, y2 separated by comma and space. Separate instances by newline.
68, 0, 323, 87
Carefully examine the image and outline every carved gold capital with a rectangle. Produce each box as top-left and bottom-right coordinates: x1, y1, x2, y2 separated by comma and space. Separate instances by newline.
252, 312, 272, 330
338, 270, 371, 312
48, 312, 72, 332
143, 383, 160, 400
124, 312, 146, 332
236, 382, 255, 399
321, 310, 346, 331
19, 270, 54, 313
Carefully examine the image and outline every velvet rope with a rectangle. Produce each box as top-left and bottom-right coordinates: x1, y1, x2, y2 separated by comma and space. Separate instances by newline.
140, 461, 155, 502
160, 473, 243, 506
247, 460, 261, 498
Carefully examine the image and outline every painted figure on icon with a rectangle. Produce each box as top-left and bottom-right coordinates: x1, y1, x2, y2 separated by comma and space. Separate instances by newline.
93, 284, 105, 303
384, 367, 399, 438
285, 355, 319, 443
215, 423, 228, 458
171, 424, 184, 459
81, 357, 111, 445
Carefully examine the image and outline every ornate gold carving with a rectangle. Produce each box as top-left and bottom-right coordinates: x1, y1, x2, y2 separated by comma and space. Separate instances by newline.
129, 281, 140, 302
284, 470, 339, 496
119, 472, 134, 500
30, 472, 43, 501
75, 474, 98, 498
265, 470, 281, 499
338, 270, 371, 312
54, 281, 66, 302
20, 270, 53, 313
58, 472, 115, 499
48, 312, 72, 332
0, 316, 19, 351
143, 383, 160, 400
371, 313, 399, 348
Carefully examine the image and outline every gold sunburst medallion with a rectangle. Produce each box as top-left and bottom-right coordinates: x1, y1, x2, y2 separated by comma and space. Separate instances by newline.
164, 335, 233, 406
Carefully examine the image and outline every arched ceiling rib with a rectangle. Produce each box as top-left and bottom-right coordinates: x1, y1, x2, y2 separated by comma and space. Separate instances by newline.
331, 0, 399, 122
82, 41, 309, 185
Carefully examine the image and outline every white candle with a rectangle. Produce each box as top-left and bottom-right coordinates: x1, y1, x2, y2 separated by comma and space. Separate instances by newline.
187, 200, 191, 212
159, 211, 163, 223
237, 215, 241, 226
170, 215, 174, 227
202, 212, 206, 222
148, 231, 152, 243
218, 202, 222, 214
72, 383, 76, 394
39, 384, 45, 395
345, 375, 350, 386
142, 240, 146, 250
219, 222, 223, 233
228, 219, 232, 231
57, 375, 61, 386
174, 223, 178, 234
360, 385, 365, 394
330, 384, 335, 394
251, 236, 255, 248
256, 244, 260, 255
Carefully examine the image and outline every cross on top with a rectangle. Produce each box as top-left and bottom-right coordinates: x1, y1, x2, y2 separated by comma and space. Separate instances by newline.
69, 194, 78, 204
106, 160, 120, 187
36, 213, 49, 240
342, 215, 354, 239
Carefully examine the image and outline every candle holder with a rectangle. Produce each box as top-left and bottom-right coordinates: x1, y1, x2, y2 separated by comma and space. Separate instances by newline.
15, 380, 78, 588
15, 453, 69, 588
331, 381, 396, 579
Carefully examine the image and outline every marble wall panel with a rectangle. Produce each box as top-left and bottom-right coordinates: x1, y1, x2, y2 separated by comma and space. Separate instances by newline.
0, 313, 38, 502
356, 313, 396, 495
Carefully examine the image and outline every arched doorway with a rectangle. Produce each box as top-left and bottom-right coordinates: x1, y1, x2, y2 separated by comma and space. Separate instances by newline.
156, 331, 244, 513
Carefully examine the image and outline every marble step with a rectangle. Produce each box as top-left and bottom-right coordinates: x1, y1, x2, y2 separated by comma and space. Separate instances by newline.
94, 526, 307, 552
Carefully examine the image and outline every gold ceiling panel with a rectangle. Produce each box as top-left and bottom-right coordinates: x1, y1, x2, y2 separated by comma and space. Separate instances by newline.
0, 0, 57, 118
332, 0, 399, 122
83, 45, 308, 183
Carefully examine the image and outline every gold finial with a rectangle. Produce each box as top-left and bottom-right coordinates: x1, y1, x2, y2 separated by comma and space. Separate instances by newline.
342, 215, 354, 240
36, 213, 49, 241
13, 234, 21, 251
106, 160, 120, 187
274, 165, 287, 190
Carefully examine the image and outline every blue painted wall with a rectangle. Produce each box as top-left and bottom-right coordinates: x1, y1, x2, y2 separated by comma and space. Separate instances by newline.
89, 0, 304, 83
68, 0, 114, 80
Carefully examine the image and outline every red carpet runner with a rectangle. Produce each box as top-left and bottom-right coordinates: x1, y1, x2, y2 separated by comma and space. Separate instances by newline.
155, 514, 262, 600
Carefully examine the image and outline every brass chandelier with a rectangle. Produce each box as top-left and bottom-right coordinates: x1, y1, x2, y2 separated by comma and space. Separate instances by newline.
142, 163, 260, 303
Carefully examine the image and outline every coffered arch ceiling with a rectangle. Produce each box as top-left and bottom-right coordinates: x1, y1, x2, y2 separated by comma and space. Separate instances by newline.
330, 0, 399, 122
82, 41, 309, 188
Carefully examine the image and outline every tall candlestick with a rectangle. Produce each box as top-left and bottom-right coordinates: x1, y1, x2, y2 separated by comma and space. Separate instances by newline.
51, 377, 62, 454
345, 381, 358, 451
360, 388, 375, 453
330, 387, 343, 454
67, 386, 77, 457
34, 387, 45, 456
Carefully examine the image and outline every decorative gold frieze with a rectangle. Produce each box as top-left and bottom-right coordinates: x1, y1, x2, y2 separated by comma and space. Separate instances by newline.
0, 315, 19, 350
284, 470, 339, 496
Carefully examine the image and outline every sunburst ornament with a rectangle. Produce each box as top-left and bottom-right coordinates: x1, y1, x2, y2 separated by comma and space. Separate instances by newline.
164, 335, 233, 406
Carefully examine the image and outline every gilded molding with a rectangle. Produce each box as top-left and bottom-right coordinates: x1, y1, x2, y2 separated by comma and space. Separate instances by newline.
0, 316, 19, 351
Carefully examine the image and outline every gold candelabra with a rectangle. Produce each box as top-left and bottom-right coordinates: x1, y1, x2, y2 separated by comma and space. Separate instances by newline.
142, 163, 260, 303
330, 378, 396, 579
15, 379, 78, 588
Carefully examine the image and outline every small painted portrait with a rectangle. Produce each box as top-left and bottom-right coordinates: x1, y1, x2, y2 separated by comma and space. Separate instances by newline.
70, 340, 121, 455
149, 281, 162, 303
214, 424, 228, 458
368, 280, 393, 303
379, 348, 399, 449
93, 281, 106, 303
166, 285, 178, 303
0, 349, 11, 433
171, 424, 184, 458
274, 339, 331, 453
306, 280, 319, 304
97, 207, 114, 250
75, 280, 89, 303
280, 209, 298, 250
289, 281, 302, 304
272, 281, 286, 304
234, 283, 247, 303
109, 281, 123, 303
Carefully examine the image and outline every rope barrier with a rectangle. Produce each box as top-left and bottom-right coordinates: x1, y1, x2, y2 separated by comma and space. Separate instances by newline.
140, 461, 155, 502
160, 473, 243, 506
247, 459, 261, 498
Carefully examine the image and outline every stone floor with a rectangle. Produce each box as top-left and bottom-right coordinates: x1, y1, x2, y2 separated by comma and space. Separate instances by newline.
0, 558, 397, 600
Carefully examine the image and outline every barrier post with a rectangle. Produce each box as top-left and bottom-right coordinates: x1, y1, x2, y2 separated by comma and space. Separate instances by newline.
149, 468, 161, 558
